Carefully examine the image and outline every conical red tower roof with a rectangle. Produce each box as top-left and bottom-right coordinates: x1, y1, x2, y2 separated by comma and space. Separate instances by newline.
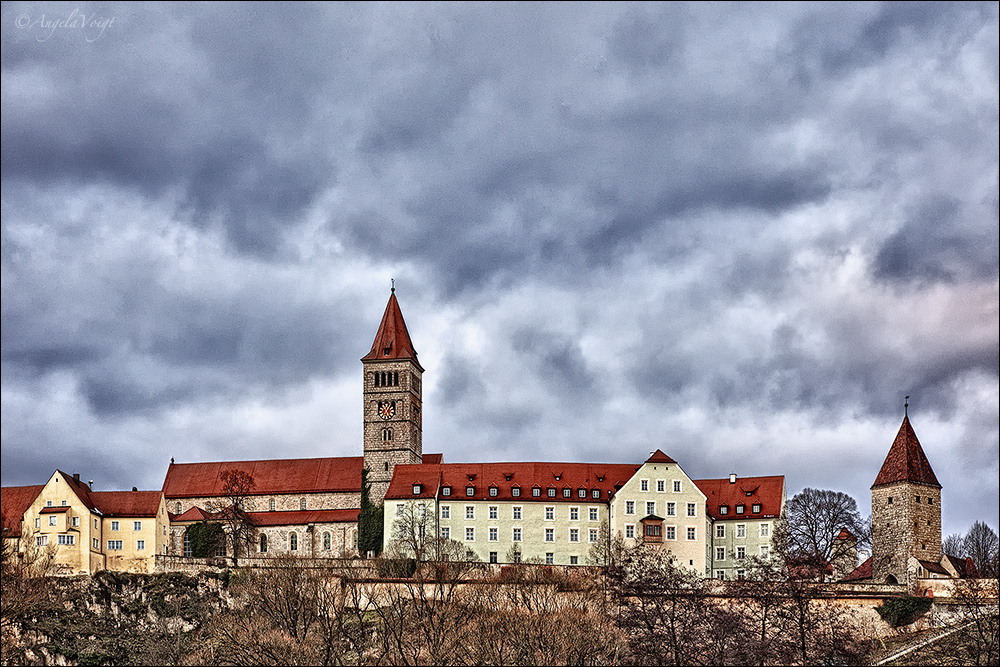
361, 290, 423, 370
871, 415, 941, 489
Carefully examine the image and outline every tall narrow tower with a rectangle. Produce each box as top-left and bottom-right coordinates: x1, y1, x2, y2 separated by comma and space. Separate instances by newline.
871, 412, 942, 584
362, 287, 424, 504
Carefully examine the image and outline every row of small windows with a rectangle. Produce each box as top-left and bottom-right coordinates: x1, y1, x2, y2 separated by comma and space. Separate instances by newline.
428, 504, 602, 522
885, 495, 934, 505
373, 371, 400, 387
37, 535, 148, 551
437, 485, 606, 499
639, 479, 684, 493
624, 500, 699, 517
718, 503, 762, 515
439, 525, 603, 544
715, 545, 771, 561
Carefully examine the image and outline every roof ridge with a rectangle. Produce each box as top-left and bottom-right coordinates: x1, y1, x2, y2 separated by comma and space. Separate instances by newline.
361, 291, 423, 369
871, 415, 941, 488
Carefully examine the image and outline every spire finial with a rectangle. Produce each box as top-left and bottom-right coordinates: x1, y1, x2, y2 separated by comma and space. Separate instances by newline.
391, 278, 395, 293
904, 395, 909, 416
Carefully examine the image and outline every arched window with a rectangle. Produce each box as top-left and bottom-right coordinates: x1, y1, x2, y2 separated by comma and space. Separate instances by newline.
323, 531, 331, 550
260, 534, 268, 553
289, 532, 298, 551
382, 428, 392, 441
393, 371, 399, 386
176, 502, 182, 514
183, 530, 192, 557
300, 498, 307, 510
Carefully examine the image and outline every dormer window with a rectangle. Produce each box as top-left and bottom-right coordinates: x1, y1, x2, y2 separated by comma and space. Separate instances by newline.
578, 488, 586, 498
466, 486, 475, 497
592, 489, 601, 499
720, 505, 729, 515
736, 504, 745, 514
752, 503, 761, 513
548, 488, 556, 498
563, 488, 572, 498
597, 475, 605, 482
489, 486, 498, 497
512, 486, 521, 497
413, 484, 422, 495
533, 487, 541, 497
442, 486, 451, 496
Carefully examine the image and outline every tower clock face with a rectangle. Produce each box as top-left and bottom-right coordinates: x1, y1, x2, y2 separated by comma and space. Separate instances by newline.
378, 401, 395, 419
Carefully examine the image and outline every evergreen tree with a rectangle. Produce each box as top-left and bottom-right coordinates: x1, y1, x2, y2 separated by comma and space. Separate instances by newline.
358, 467, 384, 556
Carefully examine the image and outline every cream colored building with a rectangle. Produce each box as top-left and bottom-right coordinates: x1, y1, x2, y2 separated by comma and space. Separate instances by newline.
2, 470, 168, 575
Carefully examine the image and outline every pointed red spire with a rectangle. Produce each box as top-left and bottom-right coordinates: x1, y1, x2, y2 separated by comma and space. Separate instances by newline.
871, 415, 941, 489
361, 289, 423, 370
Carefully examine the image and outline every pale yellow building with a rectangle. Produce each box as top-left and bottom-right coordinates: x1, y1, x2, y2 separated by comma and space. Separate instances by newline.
3, 470, 168, 575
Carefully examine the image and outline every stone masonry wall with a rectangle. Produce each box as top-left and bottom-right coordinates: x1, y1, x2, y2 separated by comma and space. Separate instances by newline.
872, 482, 941, 584
363, 359, 423, 504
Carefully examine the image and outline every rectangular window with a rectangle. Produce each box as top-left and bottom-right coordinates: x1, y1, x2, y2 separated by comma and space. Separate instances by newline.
716, 570, 726, 580
134, 521, 142, 531
441, 505, 451, 519
107, 540, 123, 551
579, 488, 587, 498
666, 502, 676, 516
533, 488, 541, 497
465, 527, 475, 541
489, 527, 498, 542
563, 488, 572, 498
489, 551, 498, 563
94, 518, 98, 529
136, 540, 145, 550
466, 486, 475, 497
736, 505, 745, 514
737, 524, 746, 538
49, 515, 57, 526
545, 506, 554, 521
589, 528, 599, 543
737, 546, 746, 559
673, 480, 682, 493
548, 488, 556, 497
686, 503, 696, 517
512, 487, 521, 497
657, 479, 665, 492
396, 504, 405, 517
759, 523, 770, 537
589, 507, 599, 521
570, 507, 579, 521
489, 505, 498, 520
546, 552, 554, 565
512, 506, 522, 520
466, 506, 475, 520
716, 547, 726, 561
489, 487, 498, 497
442, 486, 451, 496
759, 545, 770, 558
640, 479, 649, 492
752, 503, 761, 513
545, 528, 554, 542
687, 527, 697, 541
441, 527, 450, 540
625, 500, 635, 515
592, 489, 600, 499
61, 500, 67, 506
646, 501, 656, 516
716, 524, 725, 538
36, 536, 48, 547
57, 534, 75, 545
35, 518, 40, 529
665, 526, 676, 540
513, 527, 522, 542
625, 524, 635, 539
570, 556, 579, 565
93, 538, 100, 549
569, 528, 579, 542
72, 517, 80, 527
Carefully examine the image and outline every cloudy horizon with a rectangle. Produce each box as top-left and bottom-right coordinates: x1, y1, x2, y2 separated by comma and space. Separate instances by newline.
2, 2, 997, 538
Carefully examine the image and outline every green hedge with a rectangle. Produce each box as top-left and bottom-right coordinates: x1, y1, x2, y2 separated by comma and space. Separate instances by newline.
876, 595, 932, 627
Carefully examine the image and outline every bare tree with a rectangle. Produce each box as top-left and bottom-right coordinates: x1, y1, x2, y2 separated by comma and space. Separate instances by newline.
208, 468, 258, 566
784, 488, 869, 579
1, 519, 57, 664
943, 532, 967, 558
963, 521, 999, 579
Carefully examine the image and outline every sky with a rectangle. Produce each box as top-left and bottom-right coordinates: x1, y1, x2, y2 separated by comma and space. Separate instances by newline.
1, 2, 997, 539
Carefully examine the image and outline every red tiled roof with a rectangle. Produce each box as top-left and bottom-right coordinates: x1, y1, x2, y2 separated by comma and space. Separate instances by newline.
162, 456, 364, 498
171, 506, 213, 522
248, 509, 359, 526
840, 556, 873, 582
836, 528, 857, 541
918, 559, 950, 576
692, 475, 784, 520
58, 470, 99, 512
90, 491, 163, 517
385, 462, 640, 502
1, 485, 43, 537
422, 453, 443, 465
361, 291, 423, 370
39, 506, 70, 513
872, 416, 941, 489
645, 449, 677, 464
943, 554, 980, 579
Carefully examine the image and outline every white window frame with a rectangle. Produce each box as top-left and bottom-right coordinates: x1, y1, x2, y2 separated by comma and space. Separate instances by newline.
136, 540, 146, 550
589, 507, 599, 521
666, 502, 676, 516
686, 526, 697, 541
737, 545, 746, 560
625, 500, 635, 515
441, 505, 451, 519
396, 503, 405, 517
569, 528, 579, 543
625, 524, 635, 539
441, 527, 451, 540
465, 527, 475, 542
465, 505, 475, 520
640, 479, 649, 492
686, 503, 696, 517
512, 527, 522, 542
134, 521, 142, 531
489, 505, 498, 520
569, 506, 579, 521
665, 525, 676, 540
545, 527, 555, 542
716, 547, 726, 561
716, 524, 725, 538
512, 506, 522, 520
646, 501, 656, 516
49, 515, 57, 526
656, 479, 665, 492
673, 480, 682, 493
737, 524, 747, 538
759, 522, 770, 538
589, 528, 599, 543
545, 506, 554, 521
489, 527, 498, 542
759, 544, 770, 558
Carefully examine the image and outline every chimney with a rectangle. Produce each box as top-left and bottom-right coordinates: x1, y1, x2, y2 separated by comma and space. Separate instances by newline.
132, 486, 138, 492
729, 473, 737, 484
88, 480, 94, 489
73, 473, 80, 483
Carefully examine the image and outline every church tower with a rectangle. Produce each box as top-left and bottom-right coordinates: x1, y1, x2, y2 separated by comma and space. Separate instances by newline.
871, 410, 942, 584
362, 287, 424, 504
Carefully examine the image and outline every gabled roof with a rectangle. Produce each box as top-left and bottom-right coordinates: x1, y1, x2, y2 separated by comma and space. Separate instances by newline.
249, 509, 359, 526
692, 475, 785, 520
162, 456, 364, 498
840, 556, 873, 582
361, 290, 423, 370
917, 559, 950, 576
1, 485, 44, 537
836, 528, 857, 541
385, 462, 640, 502
171, 506, 213, 522
872, 416, 941, 489
943, 554, 980, 579
57, 470, 100, 512
645, 449, 677, 464
90, 491, 163, 517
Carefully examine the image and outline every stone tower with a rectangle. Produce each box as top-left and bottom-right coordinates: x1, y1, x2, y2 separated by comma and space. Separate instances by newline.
871, 413, 942, 584
362, 288, 424, 504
